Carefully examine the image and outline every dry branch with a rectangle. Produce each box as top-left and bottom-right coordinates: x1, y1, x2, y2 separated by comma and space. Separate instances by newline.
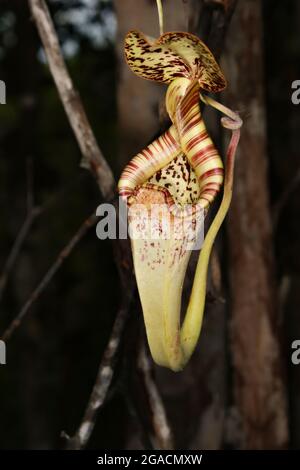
138, 344, 173, 450
0, 171, 90, 304
0, 157, 41, 302
26, 0, 136, 449
1, 212, 98, 342
0, 206, 41, 303
28, 0, 115, 200
63, 281, 135, 450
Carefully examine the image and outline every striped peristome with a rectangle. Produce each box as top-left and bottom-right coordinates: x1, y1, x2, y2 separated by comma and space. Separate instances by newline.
176, 79, 224, 208
118, 126, 181, 201
119, 76, 224, 211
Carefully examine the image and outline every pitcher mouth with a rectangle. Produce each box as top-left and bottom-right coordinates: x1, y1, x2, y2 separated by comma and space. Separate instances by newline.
128, 183, 206, 218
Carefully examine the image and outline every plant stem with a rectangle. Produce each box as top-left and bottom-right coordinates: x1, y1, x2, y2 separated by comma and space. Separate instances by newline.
156, 0, 164, 36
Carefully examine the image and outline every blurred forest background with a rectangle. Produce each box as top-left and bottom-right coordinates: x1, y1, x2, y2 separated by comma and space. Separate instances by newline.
0, 0, 300, 450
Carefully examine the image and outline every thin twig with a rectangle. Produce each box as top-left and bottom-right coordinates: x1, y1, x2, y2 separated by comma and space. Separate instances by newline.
27, 0, 135, 451
138, 343, 173, 450
63, 280, 135, 450
0, 156, 40, 302
61, 200, 133, 449
28, 0, 115, 200
156, 0, 164, 36
1, 212, 98, 342
0, 206, 41, 303
0, 169, 88, 303
26, 156, 35, 212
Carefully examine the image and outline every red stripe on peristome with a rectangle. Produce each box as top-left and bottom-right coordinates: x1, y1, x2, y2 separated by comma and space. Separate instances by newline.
194, 152, 221, 167
194, 149, 222, 167
203, 182, 222, 191
119, 189, 133, 197
179, 82, 199, 112
180, 93, 198, 118
182, 114, 203, 135
164, 130, 178, 151
127, 162, 139, 170
166, 129, 178, 148
179, 88, 197, 115
190, 144, 217, 165
201, 188, 221, 196
142, 147, 153, 160
157, 137, 165, 152
184, 131, 209, 151
199, 168, 224, 181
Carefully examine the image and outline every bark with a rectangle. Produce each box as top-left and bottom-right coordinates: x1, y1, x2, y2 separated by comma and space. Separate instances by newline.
222, 0, 289, 449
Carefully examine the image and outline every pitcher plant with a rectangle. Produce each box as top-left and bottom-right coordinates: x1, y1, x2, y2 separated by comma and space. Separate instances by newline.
118, 15, 242, 371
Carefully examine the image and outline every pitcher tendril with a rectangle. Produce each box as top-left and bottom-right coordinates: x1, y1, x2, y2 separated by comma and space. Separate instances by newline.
118, 29, 242, 371
156, 0, 164, 36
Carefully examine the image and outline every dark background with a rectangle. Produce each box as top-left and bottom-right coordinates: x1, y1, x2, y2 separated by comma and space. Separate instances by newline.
0, 0, 299, 450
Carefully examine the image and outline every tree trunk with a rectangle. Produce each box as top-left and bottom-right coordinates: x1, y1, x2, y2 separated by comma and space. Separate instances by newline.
222, 0, 289, 449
